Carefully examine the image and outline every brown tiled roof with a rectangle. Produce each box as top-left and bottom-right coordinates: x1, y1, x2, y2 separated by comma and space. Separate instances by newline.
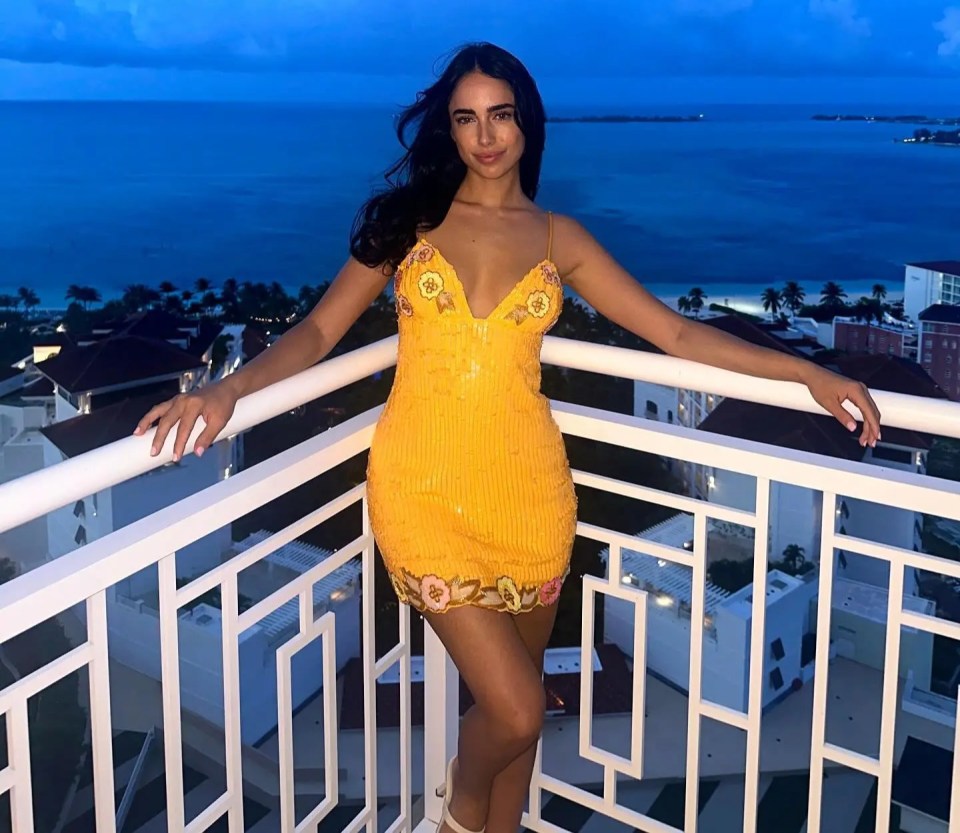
702, 315, 805, 358
35, 335, 204, 394
338, 643, 635, 731
919, 304, 960, 325
701, 353, 944, 457
908, 260, 960, 275
40, 389, 171, 458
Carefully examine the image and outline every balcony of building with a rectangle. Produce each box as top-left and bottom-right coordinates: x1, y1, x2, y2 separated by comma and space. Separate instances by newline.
0, 335, 958, 833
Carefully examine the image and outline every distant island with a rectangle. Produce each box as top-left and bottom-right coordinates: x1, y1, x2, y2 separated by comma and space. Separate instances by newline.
548, 114, 706, 124
899, 128, 960, 147
812, 114, 960, 126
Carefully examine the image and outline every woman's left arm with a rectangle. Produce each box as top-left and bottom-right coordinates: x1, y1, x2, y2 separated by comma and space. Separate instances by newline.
556, 216, 882, 448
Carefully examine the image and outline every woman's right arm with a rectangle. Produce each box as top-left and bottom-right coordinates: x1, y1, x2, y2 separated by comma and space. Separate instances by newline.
134, 257, 392, 460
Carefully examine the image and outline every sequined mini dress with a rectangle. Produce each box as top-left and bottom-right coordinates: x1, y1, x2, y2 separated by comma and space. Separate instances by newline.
366, 212, 578, 615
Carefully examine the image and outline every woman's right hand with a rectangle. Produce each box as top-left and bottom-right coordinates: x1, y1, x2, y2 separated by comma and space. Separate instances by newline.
133, 380, 240, 461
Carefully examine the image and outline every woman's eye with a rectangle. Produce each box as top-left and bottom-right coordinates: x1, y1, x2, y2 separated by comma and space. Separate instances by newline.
495, 111, 514, 121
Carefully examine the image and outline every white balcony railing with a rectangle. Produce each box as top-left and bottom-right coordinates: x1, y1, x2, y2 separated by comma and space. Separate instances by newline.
0, 335, 959, 833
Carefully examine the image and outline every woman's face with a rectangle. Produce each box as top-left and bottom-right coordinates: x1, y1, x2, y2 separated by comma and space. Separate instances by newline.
448, 71, 525, 181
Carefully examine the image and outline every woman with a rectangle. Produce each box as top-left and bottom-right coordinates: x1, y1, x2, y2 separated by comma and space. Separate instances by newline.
136, 43, 881, 833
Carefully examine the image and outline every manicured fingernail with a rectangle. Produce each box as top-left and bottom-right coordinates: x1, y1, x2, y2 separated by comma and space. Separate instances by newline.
173, 453, 180, 462
847, 422, 856, 431
196, 447, 204, 457
151, 446, 157, 455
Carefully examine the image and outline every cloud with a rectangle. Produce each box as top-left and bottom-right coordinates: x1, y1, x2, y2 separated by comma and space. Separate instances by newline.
0, 0, 954, 80
935, 6, 960, 55
809, 0, 872, 37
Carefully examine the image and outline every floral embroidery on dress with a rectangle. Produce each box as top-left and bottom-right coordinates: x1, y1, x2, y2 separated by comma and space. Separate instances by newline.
541, 263, 562, 286
391, 572, 409, 604
436, 290, 456, 313
418, 271, 444, 300
539, 577, 563, 606
415, 243, 436, 263
497, 576, 522, 612
506, 304, 529, 325
396, 294, 414, 317
526, 290, 551, 319
389, 567, 567, 614
420, 574, 452, 611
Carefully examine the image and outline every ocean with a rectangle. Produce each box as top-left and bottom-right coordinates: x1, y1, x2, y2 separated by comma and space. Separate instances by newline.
1, 100, 958, 309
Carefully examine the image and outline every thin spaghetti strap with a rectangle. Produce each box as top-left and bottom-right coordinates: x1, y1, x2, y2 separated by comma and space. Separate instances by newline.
546, 211, 554, 262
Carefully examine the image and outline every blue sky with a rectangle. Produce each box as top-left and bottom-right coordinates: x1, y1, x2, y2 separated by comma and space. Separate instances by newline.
1, 0, 959, 103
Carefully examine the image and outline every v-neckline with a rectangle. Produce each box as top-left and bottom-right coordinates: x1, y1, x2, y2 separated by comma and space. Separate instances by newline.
420, 238, 553, 322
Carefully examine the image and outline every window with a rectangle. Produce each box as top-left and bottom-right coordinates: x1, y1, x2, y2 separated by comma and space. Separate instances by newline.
769, 667, 784, 691
646, 400, 658, 416
770, 638, 785, 661
667, 410, 674, 423
73, 500, 85, 519
75, 525, 87, 546
947, 370, 953, 379
924, 353, 933, 363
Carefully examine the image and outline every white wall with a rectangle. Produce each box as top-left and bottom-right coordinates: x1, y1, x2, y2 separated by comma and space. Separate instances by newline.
633, 380, 677, 425
54, 391, 79, 422
108, 591, 361, 744
904, 266, 941, 323
111, 439, 234, 595
604, 571, 818, 713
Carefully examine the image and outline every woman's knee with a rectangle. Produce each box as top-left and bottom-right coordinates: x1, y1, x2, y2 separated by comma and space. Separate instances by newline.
499, 680, 545, 749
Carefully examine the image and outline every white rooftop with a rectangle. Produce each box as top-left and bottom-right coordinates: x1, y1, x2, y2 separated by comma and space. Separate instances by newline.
833, 576, 934, 626
234, 530, 361, 640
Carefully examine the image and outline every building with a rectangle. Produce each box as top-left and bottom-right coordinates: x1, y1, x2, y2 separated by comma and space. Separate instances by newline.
108, 531, 362, 745
832, 316, 917, 359
633, 315, 817, 494
0, 309, 244, 572
698, 354, 945, 590
904, 261, 960, 323
601, 515, 935, 717
918, 304, 960, 401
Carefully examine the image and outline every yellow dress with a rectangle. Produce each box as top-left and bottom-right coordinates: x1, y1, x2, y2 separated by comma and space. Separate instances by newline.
366, 212, 577, 615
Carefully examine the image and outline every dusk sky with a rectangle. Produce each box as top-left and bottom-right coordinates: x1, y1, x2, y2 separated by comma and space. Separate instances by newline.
1, 0, 959, 104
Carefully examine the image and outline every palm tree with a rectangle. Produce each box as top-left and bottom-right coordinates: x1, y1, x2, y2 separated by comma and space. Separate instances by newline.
871, 283, 887, 303
17, 287, 40, 317
781, 281, 806, 317
820, 281, 847, 310
122, 284, 160, 313
158, 281, 177, 296
65, 285, 101, 310
687, 287, 707, 319
677, 295, 692, 317
201, 291, 219, 316
761, 287, 783, 320
0, 294, 16, 311
780, 544, 807, 575
195, 277, 212, 293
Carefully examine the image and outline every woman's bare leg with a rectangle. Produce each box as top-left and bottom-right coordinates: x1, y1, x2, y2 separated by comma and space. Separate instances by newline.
483, 603, 558, 833
423, 606, 547, 833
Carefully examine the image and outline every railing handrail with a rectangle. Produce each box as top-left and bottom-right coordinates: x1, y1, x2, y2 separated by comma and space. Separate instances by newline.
0, 336, 399, 534
3, 334, 959, 535
539, 337, 960, 440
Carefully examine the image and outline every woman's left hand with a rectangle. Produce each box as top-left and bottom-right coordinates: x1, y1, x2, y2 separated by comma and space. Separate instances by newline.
802, 366, 882, 448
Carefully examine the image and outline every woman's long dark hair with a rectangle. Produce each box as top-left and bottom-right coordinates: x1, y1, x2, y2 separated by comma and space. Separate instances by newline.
350, 43, 547, 271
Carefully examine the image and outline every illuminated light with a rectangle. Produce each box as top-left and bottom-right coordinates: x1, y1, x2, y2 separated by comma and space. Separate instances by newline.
657, 559, 667, 567
656, 594, 674, 608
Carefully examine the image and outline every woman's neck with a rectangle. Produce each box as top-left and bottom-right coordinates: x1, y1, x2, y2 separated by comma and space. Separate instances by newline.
455, 170, 527, 210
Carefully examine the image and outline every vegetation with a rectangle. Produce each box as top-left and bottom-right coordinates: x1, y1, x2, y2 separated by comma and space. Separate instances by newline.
708, 544, 815, 593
